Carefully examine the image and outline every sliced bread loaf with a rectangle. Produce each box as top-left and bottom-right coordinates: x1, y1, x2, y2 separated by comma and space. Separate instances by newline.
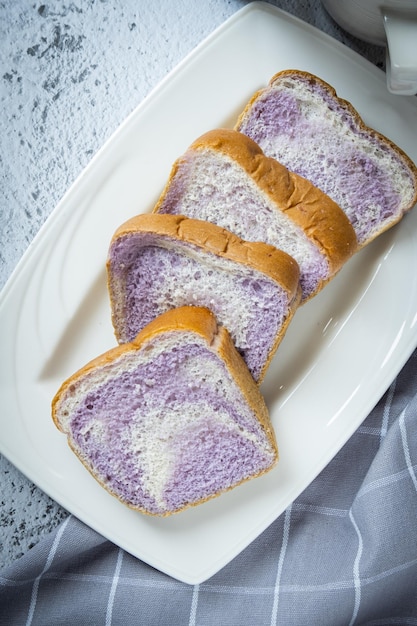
236, 70, 417, 247
153, 129, 357, 302
52, 306, 278, 516
107, 213, 301, 383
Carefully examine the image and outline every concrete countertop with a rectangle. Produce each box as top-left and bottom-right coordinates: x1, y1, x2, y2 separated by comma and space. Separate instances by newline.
0, 0, 384, 569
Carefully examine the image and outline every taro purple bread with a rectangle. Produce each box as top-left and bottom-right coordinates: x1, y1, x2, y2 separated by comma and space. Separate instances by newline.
236, 70, 417, 247
153, 129, 357, 302
52, 306, 278, 516
107, 213, 301, 383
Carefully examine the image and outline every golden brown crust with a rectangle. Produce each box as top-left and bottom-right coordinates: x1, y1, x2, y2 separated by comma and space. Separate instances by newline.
52, 306, 278, 516
236, 69, 417, 241
187, 128, 357, 275
284, 171, 357, 273
154, 126, 358, 280
110, 213, 300, 298
132, 303, 218, 346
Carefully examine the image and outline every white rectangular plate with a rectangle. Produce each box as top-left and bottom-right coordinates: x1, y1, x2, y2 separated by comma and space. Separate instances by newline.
1, 2, 417, 584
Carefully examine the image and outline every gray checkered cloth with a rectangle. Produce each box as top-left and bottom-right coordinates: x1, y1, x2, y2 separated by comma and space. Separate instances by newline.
1, 350, 416, 625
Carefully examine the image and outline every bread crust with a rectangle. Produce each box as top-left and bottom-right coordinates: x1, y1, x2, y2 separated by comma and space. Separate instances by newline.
154, 128, 358, 276
110, 213, 301, 299
52, 306, 278, 516
236, 70, 417, 244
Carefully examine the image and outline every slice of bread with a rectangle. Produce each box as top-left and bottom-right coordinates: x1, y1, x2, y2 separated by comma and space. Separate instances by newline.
153, 128, 357, 302
107, 213, 301, 383
236, 70, 417, 247
52, 306, 278, 516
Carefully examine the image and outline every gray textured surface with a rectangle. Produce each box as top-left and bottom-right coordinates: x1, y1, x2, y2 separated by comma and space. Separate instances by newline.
0, 0, 385, 569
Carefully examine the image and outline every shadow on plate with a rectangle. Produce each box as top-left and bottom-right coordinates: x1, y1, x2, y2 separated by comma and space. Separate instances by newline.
260, 229, 396, 407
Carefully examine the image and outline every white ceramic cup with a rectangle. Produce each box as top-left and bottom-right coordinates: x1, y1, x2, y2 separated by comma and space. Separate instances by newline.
321, 0, 417, 95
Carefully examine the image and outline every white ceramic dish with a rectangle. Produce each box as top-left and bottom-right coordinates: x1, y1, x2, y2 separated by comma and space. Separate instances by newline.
1, 2, 417, 584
